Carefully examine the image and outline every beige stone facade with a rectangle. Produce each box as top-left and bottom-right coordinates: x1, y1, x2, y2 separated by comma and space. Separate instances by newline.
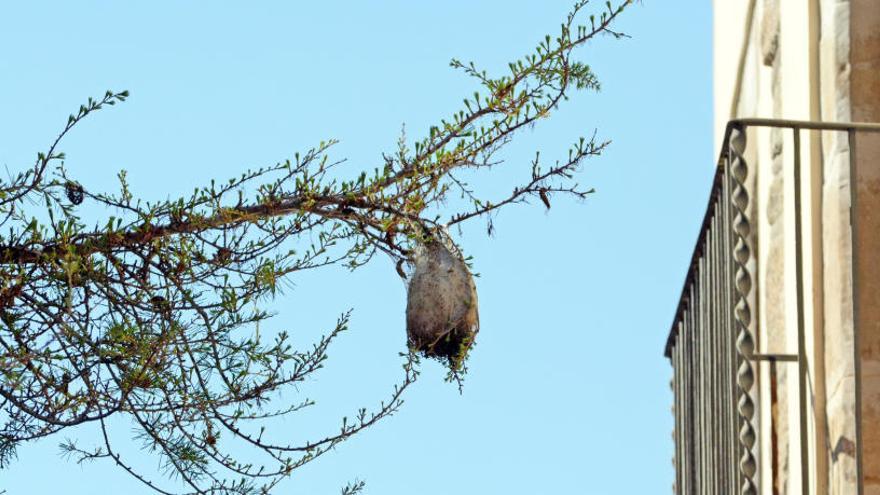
713, 1, 880, 493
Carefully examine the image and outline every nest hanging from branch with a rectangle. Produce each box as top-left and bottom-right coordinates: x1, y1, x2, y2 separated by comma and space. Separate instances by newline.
405, 233, 479, 373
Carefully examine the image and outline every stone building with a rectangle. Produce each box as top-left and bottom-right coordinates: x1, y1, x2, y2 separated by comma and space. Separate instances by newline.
666, 1, 880, 494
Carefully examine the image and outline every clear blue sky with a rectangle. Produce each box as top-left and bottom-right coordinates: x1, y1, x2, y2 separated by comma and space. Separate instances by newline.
0, 2, 713, 493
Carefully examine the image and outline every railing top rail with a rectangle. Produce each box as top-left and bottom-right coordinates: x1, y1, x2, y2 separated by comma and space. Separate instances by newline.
730, 118, 880, 132
664, 118, 880, 358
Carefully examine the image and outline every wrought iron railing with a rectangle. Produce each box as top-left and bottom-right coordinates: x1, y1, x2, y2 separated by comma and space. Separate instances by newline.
665, 119, 880, 495
665, 124, 749, 494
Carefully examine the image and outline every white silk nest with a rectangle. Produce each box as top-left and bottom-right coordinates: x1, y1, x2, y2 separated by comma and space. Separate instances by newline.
405, 237, 479, 368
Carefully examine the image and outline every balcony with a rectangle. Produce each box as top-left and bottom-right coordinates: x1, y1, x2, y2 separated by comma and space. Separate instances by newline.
665, 119, 880, 494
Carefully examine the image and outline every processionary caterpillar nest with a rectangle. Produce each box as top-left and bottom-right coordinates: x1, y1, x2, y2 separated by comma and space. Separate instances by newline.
405, 233, 479, 372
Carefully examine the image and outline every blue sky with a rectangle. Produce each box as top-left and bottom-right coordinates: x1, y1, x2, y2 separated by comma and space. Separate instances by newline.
0, 2, 713, 493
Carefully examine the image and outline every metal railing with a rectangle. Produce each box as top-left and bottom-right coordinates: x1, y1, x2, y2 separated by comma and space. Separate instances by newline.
665, 119, 880, 495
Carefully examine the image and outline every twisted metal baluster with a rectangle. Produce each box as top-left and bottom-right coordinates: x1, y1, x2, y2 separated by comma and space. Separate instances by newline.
729, 126, 756, 495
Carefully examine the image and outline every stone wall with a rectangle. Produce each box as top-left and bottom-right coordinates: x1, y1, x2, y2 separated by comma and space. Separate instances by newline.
818, 1, 857, 493
850, 1, 880, 492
